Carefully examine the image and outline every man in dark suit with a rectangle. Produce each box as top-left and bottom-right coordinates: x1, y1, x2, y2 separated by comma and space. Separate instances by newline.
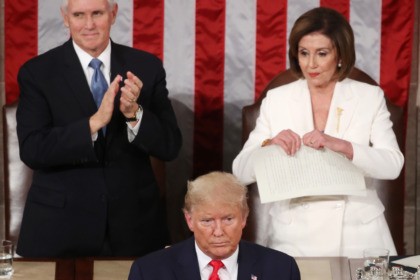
128, 172, 300, 280
15, 0, 181, 257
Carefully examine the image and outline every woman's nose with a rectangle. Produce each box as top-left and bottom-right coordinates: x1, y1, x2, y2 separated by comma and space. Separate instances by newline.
309, 55, 317, 68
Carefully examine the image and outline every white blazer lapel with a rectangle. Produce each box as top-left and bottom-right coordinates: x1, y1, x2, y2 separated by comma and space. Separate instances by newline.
325, 79, 359, 138
290, 80, 314, 136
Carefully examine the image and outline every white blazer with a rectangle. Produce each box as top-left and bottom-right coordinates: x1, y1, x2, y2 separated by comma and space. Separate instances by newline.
233, 78, 404, 255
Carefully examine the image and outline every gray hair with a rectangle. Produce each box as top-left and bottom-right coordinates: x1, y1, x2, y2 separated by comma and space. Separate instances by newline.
183, 171, 249, 217
61, 0, 116, 12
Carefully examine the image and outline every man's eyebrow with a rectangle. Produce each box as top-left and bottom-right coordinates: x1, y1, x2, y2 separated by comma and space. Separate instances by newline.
71, 9, 103, 14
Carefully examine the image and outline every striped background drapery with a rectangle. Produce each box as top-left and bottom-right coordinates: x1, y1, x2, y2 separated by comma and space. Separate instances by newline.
5, 0, 414, 184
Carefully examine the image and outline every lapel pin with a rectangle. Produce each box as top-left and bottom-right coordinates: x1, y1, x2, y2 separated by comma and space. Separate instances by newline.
336, 107, 344, 133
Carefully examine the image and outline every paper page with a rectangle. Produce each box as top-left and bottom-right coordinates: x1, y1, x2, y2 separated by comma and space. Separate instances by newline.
253, 145, 366, 203
391, 255, 420, 269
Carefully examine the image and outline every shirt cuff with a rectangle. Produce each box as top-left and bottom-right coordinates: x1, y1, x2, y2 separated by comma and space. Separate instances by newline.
127, 118, 141, 142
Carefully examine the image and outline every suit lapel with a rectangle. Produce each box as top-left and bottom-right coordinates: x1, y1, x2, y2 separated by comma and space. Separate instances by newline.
173, 237, 202, 280
288, 79, 359, 138
105, 42, 126, 144
325, 79, 359, 138
237, 241, 260, 280
110, 41, 125, 80
62, 40, 98, 116
289, 80, 314, 135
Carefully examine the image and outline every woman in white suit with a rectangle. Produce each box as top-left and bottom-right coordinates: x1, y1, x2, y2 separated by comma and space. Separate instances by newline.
232, 7, 404, 258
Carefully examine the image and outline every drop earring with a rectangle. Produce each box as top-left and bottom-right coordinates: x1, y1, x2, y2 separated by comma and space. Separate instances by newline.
338, 61, 342, 68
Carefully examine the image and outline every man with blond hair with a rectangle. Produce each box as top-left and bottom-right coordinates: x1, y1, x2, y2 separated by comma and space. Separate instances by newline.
128, 171, 300, 279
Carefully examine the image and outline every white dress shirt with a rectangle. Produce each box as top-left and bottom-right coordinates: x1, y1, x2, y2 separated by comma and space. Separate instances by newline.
72, 40, 141, 141
195, 242, 239, 280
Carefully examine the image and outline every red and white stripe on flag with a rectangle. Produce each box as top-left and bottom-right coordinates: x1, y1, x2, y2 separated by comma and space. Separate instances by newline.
5, 0, 415, 180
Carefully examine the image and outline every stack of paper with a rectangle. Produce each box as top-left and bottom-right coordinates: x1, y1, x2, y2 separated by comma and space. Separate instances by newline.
253, 145, 366, 203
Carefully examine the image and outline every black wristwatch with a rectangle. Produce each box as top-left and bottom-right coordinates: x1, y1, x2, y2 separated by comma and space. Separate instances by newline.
125, 106, 142, 122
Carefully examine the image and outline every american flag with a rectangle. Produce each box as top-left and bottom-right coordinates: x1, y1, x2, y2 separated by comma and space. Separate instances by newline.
4, 1, 414, 229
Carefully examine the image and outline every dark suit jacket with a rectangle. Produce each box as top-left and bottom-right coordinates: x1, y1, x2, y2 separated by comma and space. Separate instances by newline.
128, 237, 301, 280
15, 39, 182, 257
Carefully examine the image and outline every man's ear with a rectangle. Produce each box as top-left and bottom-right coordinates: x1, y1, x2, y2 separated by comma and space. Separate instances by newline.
241, 212, 248, 229
111, 3, 119, 25
183, 210, 194, 232
61, 8, 69, 28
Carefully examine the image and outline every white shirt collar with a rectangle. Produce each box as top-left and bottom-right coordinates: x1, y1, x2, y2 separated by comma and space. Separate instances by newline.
72, 39, 112, 84
195, 240, 239, 277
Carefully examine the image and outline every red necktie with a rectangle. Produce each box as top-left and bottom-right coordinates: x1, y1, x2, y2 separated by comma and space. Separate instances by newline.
209, 260, 224, 280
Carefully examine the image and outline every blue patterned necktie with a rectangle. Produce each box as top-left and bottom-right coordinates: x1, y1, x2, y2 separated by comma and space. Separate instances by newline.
89, 58, 108, 108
